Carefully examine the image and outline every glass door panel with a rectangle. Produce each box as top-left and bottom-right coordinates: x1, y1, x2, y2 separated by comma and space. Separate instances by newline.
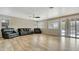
76, 20, 79, 38
60, 20, 66, 36
69, 20, 76, 37
65, 19, 70, 37
60, 19, 76, 38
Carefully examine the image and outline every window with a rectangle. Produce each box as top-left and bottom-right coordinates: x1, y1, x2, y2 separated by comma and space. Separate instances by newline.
1, 16, 10, 28
2, 20, 9, 28
48, 20, 59, 29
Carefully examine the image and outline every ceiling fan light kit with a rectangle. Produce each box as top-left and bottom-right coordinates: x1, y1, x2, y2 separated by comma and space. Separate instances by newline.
34, 16, 40, 18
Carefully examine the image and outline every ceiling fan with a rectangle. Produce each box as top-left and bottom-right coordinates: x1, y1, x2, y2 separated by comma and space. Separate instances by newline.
34, 16, 40, 18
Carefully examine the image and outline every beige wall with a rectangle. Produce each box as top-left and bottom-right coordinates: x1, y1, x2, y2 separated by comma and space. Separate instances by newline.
38, 20, 59, 36
0, 15, 37, 37
9, 17, 37, 30
42, 29, 59, 36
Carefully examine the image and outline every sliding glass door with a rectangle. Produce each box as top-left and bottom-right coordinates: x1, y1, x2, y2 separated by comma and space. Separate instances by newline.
60, 19, 66, 36
47, 17, 79, 38
60, 19, 76, 38
76, 19, 79, 38
69, 19, 76, 38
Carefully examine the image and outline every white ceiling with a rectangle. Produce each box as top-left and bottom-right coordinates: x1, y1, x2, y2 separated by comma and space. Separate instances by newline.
0, 7, 54, 21
0, 7, 79, 21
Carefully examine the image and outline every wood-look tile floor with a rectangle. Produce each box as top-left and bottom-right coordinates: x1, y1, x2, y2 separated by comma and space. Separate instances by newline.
0, 34, 79, 51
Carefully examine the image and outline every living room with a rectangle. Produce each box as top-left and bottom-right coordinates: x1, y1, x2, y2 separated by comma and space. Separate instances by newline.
1, 7, 79, 51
